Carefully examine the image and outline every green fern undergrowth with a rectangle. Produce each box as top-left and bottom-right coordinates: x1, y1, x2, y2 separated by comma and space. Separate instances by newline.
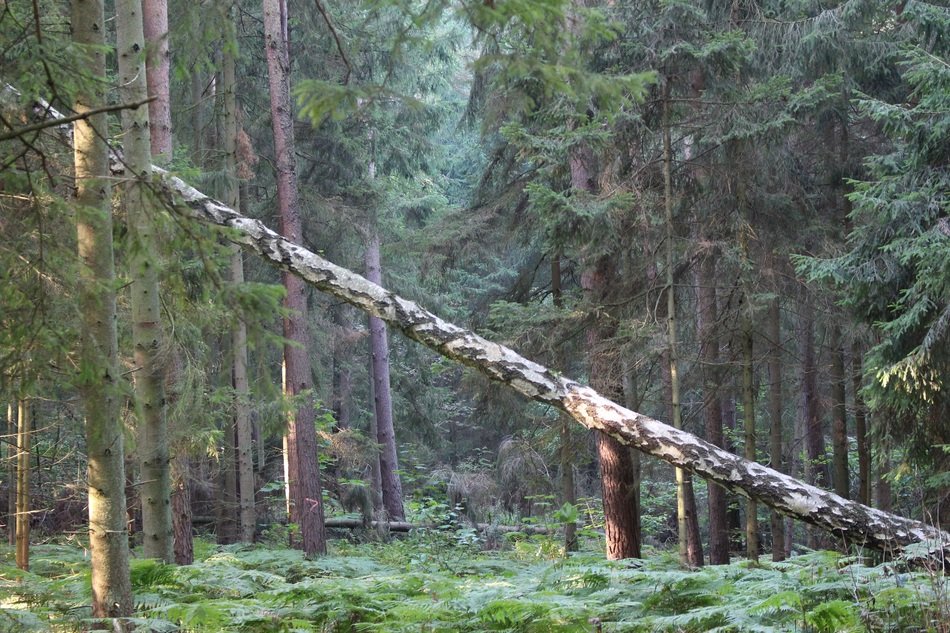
1, 535, 946, 632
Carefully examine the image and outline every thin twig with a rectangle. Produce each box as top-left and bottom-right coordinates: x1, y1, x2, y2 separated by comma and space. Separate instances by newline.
0, 97, 155, 143
312, 0, 352, 85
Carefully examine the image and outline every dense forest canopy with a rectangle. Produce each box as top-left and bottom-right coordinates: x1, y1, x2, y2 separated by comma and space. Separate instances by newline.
0, 0, 948, 629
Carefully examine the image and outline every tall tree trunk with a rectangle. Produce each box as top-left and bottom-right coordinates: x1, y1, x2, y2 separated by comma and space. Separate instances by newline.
15, 398, 29, 571
73, 0, 132, 612
852, 343, 870, 506
145, 0, 191, 564
553, 255, 578, 553
118, 0, 173, 563
216, 424, 238, 544
161, 175, 950, 558
219, 8, 255, 545
742, 326, 758, 562
830, 327, 849, 500
6, 402, 15, 546
767, 296, 786, 561
573, 132, 640, 559
171, 458, 193, 564
800, 297, 826, 548
698, 253, 729, 564
876, 448, 892, 513
365, 232, 405, 521
584, 260, 641, 560
263, 0, 326, 555
663, 82, 703, 567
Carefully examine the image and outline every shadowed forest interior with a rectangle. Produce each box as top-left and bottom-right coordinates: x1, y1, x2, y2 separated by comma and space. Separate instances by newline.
0, 0, 948, 630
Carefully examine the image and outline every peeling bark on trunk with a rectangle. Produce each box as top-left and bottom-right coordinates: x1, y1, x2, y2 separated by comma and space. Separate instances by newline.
153, 170, 950, 559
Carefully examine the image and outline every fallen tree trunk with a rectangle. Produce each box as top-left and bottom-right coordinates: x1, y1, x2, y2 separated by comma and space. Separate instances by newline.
152, 168, 949, 560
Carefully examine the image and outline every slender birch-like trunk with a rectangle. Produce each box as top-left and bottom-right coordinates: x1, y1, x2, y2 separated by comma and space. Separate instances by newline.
663, 83, 703, 567
553, 255, 578, 553
219, 6, 255, 544
117, 0, 173, 563
853, 343, 870, 506
698, 253, 729, 564
831, 327, 849, 499
73, 0, 133, 613
365, 230, 405, 521
15, 398, 29, 571
742, 325, 758, 562
263, 0, 326, 555
767, 294, 786, 561
6, 402, 14, 547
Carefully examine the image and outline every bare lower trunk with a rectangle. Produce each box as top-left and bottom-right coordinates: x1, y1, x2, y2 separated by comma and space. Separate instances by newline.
118, 0, 173, 564
853, 344, 870, 506
831, 327, 849, 500
171, 461, 193, 564
6, 402, 15, 546
73, 0, 132, 611
698, 254, 729, 564
767, 297, 786, 561
554, 256, 578, 553
158, 170, 950, 560
800, 298, 825, 549
263, 0, 326, 556
663, 84, 703, 567
584, 260, 641, 561
15, 399, 30, 571
742, 327, 758, 562
365, 232, 405, 521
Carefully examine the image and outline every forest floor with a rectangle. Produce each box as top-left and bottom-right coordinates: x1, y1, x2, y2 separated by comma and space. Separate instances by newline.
1, 528, 947, 632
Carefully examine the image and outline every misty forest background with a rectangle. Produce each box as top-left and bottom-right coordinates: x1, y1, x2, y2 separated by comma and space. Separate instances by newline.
0, 0, 948, 630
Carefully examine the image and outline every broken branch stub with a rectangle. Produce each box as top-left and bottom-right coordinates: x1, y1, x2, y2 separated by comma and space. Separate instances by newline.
157, 167, 950, 561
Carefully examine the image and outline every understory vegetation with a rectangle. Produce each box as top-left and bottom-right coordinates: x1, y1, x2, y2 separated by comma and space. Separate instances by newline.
2, 534, 947, 632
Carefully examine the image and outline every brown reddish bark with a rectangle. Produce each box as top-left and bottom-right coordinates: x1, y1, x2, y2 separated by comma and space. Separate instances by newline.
15, 398, 29, 571
143, 0, 171, 163
584, 259, 641, 560
263, 0, 326, 555
6, 402, 14, 546
698, 253, 729, 564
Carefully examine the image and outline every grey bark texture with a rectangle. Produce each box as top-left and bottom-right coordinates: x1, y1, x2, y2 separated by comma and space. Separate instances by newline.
117, 0, 173, 563
72, 0, 133, 613
156, 170, 950, 560
364, 231, 406, 521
